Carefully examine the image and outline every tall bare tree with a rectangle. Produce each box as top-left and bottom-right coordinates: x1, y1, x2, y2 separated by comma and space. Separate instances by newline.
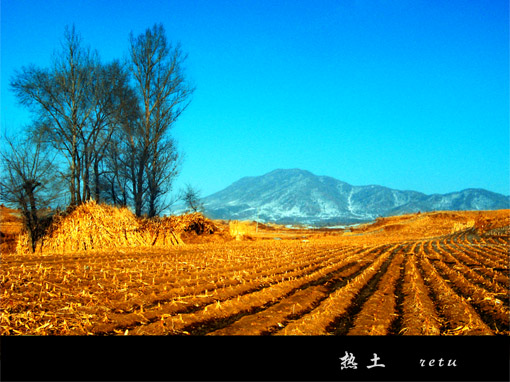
11, 26, 140, 207
10, 24, 194, 218
128, 23, 194, 217
100, 81, 141, 207
0, 133, 61, 252
10, 25, 98, 206
85, 60, 139, 202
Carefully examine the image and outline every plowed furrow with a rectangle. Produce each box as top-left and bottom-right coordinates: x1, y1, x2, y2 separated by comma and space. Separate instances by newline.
90, 247, 358, 334
418, 253, 493, 335
428, 255, 509, 334
126, 245, 389, 335
437, 240, 509, 305
206, 247, 386, 336
273, 244, 401, 335
347, 248, 407, 335
401, 242, 442, 335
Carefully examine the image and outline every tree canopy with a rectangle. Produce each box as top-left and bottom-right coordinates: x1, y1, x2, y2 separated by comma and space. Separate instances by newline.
8, 24, 193, 218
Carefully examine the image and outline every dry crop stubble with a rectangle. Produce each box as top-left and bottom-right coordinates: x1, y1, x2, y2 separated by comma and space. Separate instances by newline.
1, 208, 508, 335
400, 244, 442, 335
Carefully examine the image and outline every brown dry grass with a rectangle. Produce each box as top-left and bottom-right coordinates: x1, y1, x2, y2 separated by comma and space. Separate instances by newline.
223, 209, 509, 247
344, 209, 510, 243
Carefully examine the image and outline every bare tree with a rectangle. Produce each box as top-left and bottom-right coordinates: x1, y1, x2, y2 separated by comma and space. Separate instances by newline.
181, 183, 204, 213
86, 60, 139, 202
11, 26, 141, 208
128, 23, 194, 217
0, 133, 61, 252
10, 25, 98, 206
100, 84, 141, 207
10, 24, 194, 218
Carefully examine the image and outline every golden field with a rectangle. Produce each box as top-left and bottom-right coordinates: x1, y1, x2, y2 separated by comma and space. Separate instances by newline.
1, 203, 508, 335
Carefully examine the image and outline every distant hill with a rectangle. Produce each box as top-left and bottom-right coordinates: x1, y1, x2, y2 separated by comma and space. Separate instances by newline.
200, 169, 509, 225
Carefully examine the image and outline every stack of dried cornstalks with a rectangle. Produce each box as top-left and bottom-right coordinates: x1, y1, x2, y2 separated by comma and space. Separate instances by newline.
168, 212, 217, 235
144, 212, 221, 245
138, 217, 183, 247
16, 201, 187, 254
229, 220, 255, 240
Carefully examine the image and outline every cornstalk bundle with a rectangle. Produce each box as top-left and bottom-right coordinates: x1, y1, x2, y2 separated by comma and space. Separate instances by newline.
15, 201, 192, 254
141, 212, 221, 246
168, 212, 217, 235
229, 220, 255, 240
138, 218, 183, 247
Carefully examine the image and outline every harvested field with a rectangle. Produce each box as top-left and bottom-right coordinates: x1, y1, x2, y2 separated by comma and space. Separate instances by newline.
1, 208, 508, 336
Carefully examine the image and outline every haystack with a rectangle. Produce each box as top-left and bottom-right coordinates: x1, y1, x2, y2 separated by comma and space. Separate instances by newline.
229, 220, 256, 240
168, 212, 217, 235
16, 201, 183, 254
157, 213, 222, 243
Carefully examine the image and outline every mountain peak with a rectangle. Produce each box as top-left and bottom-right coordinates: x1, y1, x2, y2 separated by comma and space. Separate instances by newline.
266, 168, 314, 177
202, 169, 509, 225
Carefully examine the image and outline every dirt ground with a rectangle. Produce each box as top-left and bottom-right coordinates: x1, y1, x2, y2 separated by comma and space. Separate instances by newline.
1, 207, 508, 336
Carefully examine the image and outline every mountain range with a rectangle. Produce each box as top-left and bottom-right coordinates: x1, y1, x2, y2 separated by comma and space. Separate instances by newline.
198, 169, 509, 226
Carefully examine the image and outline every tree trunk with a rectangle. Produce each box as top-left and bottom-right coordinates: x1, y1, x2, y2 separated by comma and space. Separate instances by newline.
70, 150, 77, 206
135, 163, 144, 216
75, 150, 82, 205
93, 158, 101, 202
21, 181, 40, 252
83, 152, 91, 202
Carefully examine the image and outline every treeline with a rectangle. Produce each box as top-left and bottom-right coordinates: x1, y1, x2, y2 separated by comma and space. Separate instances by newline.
1, 24, 194, 251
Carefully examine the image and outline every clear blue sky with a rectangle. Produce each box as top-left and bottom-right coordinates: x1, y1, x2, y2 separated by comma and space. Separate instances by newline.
1, 0, 509, 197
